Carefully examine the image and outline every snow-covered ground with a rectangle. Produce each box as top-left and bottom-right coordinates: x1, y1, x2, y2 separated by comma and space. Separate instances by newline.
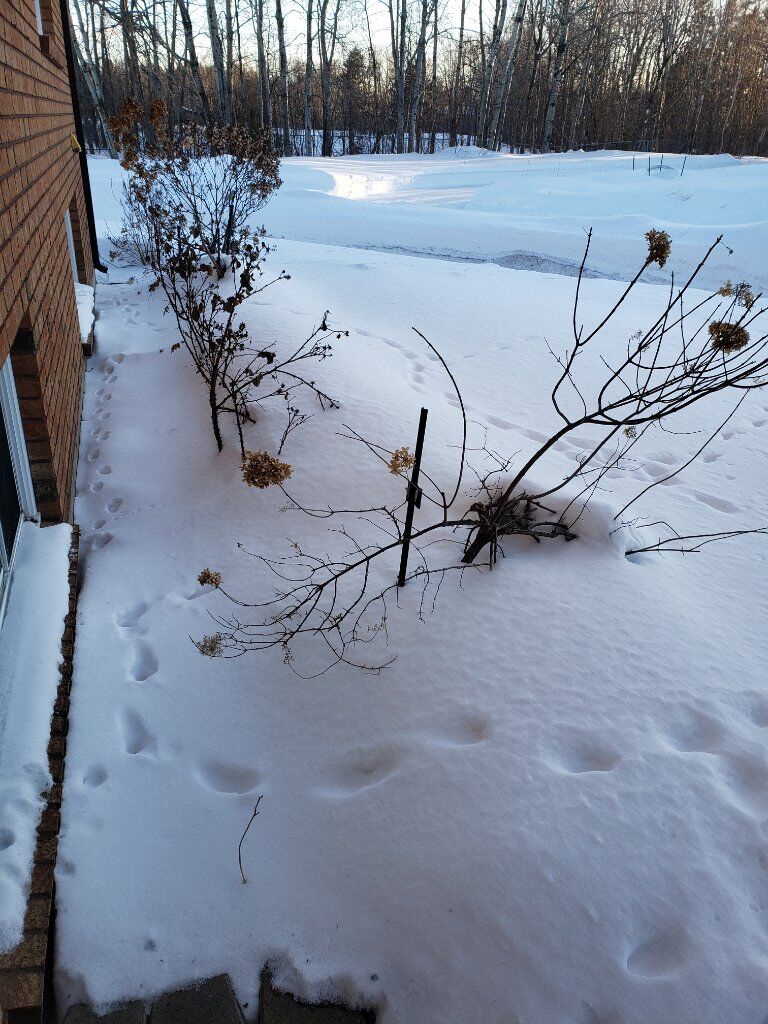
56, 150, 768, 1023
0, 522, 71, 950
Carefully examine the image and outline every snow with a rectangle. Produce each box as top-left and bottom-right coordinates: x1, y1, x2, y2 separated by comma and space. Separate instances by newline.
56, 150, 768, 1022
75, 282, 96, 344
0, 521, 72, 951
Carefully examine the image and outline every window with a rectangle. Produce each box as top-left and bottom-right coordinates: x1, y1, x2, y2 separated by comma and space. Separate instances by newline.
64, 208, 79, 281
0, 357, 37, 623
33, 0, 56, 56
32, 0, 44, 35
65, 203, 86, 283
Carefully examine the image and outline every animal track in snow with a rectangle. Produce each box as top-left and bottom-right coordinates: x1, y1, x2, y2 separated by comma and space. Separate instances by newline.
575, 1006, 625, 1024
113, 353, 125, 363
92, 519, 106, 531
428, 709, 494, 747
716, 752, 768, 816
642, 462, 669, 479
561, 433, 599, 449
692, 491, 739, 514
626, 925, 690, 977
196, 759, 261, 794
702, 450, 722, 463
119, 709, 155, 755
487, 415, 514, 431
733, 692, 768, 728
517, 426, 549, 444
117, 601, 148, 629
90, 480, 104, 493
107, 497, 123, 513
128, 641, 158, 682
663, 707, 725, 754
87, 447, 100, 462
98, 464, 112, 476
322, 743, 406, 796
92, 532, 113, 550
547, 733, 621, 774
83, 766, 108, 788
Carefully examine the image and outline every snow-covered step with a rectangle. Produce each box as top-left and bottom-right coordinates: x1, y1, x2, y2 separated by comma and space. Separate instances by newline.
258, 971, 375, 1023
65, 1002, 145, 1024
62, 973, 375, 1024
149, 974, 245, 1023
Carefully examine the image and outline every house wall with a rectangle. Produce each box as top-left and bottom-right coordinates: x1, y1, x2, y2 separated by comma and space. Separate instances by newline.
0, 0, 94, 522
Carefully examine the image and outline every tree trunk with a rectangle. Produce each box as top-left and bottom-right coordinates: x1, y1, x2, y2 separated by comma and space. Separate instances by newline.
449, 0, 467, 146
541, 9, 569, 152
71, 0, 118, 157
253, 0, 272, 133
304, 0, 314, 155
407, 0, 430, 152
206, 0, 233, 125
477, 0, 508, 146
428, 0, 438, 152
275, 0, 292, 153
177, 0, 213, 127
395, 0, 407, 152
487, 0, 527, 150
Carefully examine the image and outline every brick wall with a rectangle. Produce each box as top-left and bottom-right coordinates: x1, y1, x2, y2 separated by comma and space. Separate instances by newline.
0, 0, 94, 522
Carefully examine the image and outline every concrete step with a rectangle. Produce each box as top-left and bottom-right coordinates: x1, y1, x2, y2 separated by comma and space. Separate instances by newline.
258, 970, 375, 1024
64, 1002, 146, 1024
63, 971, 375, 1024
149, 974, 245, 1024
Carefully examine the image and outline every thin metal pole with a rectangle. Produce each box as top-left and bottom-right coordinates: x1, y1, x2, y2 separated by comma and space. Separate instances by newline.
397, 407, 428, 587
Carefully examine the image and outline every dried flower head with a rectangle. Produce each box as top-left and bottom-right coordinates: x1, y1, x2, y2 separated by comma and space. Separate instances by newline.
708, 320, 750, 353
198, 568, 222, 588
718, 280, 734, 297
624, 425, 637, 439
645, 229, 671, 268
735, 282, 756, 310
196, 633, 224, 658
241, 449, 292, 488
389, 447, 415, 476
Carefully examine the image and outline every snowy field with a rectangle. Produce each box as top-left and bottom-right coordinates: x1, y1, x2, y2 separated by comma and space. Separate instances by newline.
56, 150, 768, 1023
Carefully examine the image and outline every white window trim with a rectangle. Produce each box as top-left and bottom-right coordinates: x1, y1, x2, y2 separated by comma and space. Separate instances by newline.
0, 358, 38, 624
33, 0, 44, 35
64, 208, 80, 282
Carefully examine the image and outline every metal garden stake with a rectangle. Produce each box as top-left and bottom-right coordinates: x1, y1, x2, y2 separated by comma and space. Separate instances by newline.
397, 407, 428, 587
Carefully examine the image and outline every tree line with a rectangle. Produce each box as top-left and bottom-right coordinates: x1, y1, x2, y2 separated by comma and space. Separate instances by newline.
71, 0, 768, 159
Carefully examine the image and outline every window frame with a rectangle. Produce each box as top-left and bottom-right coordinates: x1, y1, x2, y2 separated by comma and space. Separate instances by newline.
0, 358, 37, 625
32, 0, 44, 35
64, 207, 80, 282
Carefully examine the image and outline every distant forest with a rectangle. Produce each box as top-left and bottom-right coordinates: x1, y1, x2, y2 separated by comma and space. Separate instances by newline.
70, 0, 768, 157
